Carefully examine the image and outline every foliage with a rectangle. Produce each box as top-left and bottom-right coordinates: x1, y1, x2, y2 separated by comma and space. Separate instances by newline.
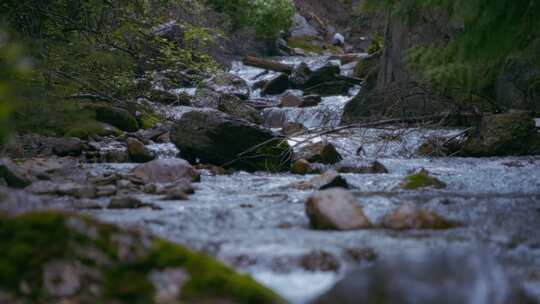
363, 0, 540, 102
0, 0, 220, 136
1, 0, 218, 99
0, 30, 31, 142
207, 0, 294, 39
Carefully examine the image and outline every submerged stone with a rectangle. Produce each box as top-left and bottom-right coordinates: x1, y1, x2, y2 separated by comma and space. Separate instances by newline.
0, 158, 32, 188
400, 169, 447, 190
381, 204, 459, 230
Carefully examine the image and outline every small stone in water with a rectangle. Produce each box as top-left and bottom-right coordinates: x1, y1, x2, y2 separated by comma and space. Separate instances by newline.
299, 250, 341, 272
381, 204, 458, 230
291, 159, 312, 175
400, 169, 446, 190
108, 196, 144, 209
306, 188, 372, 230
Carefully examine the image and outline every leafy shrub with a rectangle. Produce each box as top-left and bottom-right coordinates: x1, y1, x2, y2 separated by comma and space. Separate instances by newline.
207, 0, 294, 39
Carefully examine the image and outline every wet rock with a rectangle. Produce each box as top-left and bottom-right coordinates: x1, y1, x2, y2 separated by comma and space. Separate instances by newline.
304, 64, 341, 89
108, 196, 144, 209
171, 109, 292, 172
126, 138, 155, 163
290, 13, 319, 38
344, 247, 378, 263
0, 211, 282, 303
296, 171, 349, 190
163, 180, 194, 200
96, 185, 117, 197
57, 183, 97, 199
194, 89, 261, 124
400, 169, 447, 190
282, 122, 307, 136
52, 137, 84, 157
0, 158, 32, 188
42, 260, 84, 297
194, 164, 230, 176
295, 142, 343, 164
84, 104, 139, 132
149, 268, 188, 304
299, 250, 341, 272
337, 161, 388, 174
192, 87, 221, 108
164, 188, 189, 201
0, 186, 46, 215
301, 95, 323, 107
138, 124, 169, 142
314, 251, 530, 304
130, 158, 199, 184
261, 74, 290, 96
155, 132, 171, 143
381, 204, 458, 230
304, 81, 353, 96
280, 94, 322, 108
306, 188, 372, 230
290, 62, 313, 88
217, 94, 261, 124
462, 111, 540, 156
73, 199, 105, 210
416, 136, 464, 157
148, 89, 190, 106
291, 159, 312, 175
280, 94, 303, 107
203, 72, 250, 100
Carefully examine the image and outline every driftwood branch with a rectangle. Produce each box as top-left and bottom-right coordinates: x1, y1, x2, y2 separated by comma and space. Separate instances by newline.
242, 56, 293, 74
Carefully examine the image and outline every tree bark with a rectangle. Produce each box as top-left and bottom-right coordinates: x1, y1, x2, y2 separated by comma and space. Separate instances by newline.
242, 56, 294, 74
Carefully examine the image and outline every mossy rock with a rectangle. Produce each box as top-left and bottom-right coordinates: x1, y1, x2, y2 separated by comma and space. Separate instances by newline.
287, 36, 341, 55
64, 120, 122, 139
461, 111, 539, 156
400, 170, 447, 190
171, 109, 292, 172
84, 104, 139, 132
0, 211, 283, 303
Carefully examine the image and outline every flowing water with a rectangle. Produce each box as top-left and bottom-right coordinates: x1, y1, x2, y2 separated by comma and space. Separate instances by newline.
85, 56, 540, 303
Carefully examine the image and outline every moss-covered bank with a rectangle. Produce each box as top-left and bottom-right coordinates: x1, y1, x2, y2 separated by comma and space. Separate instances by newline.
0, 211, 283, 304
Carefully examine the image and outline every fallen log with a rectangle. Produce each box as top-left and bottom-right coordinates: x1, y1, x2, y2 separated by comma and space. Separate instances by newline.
242, 56, 294, 74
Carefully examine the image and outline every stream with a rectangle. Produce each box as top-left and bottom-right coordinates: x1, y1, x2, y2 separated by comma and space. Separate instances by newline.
78, 56, 540, 303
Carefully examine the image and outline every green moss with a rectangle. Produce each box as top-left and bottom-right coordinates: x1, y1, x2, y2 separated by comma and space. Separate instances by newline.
148, 241, 282, 303
0, 212, 72, 297
64, 119, 122, 139
0, 211, 283, 303
140, 112, 161, 130
287, 36, 325, 54
401, 170, 447, 190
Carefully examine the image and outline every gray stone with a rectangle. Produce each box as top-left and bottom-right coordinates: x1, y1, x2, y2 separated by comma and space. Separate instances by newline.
306, 188, 372, 230
0, 158, 31, 188
131, 158, 199, 184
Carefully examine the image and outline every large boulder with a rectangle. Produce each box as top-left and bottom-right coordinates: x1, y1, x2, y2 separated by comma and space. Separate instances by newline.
290, 62, 313, 88
342, 82, 455, 124
314, 251, 532, 304
203, 73, 250, 100
193, 89, 260, 124
126, 138, 155, 163
306, 188, 372, 230
130, 158, 199, 184
305, 81, 353, 97
171, 110, 292, 172
462, 111, 540, 156
85, 104, 139, 132
0, 211, 283, 304
0, 158, 32, 188
304, 64, 341, 89
261, 74, 290, 96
